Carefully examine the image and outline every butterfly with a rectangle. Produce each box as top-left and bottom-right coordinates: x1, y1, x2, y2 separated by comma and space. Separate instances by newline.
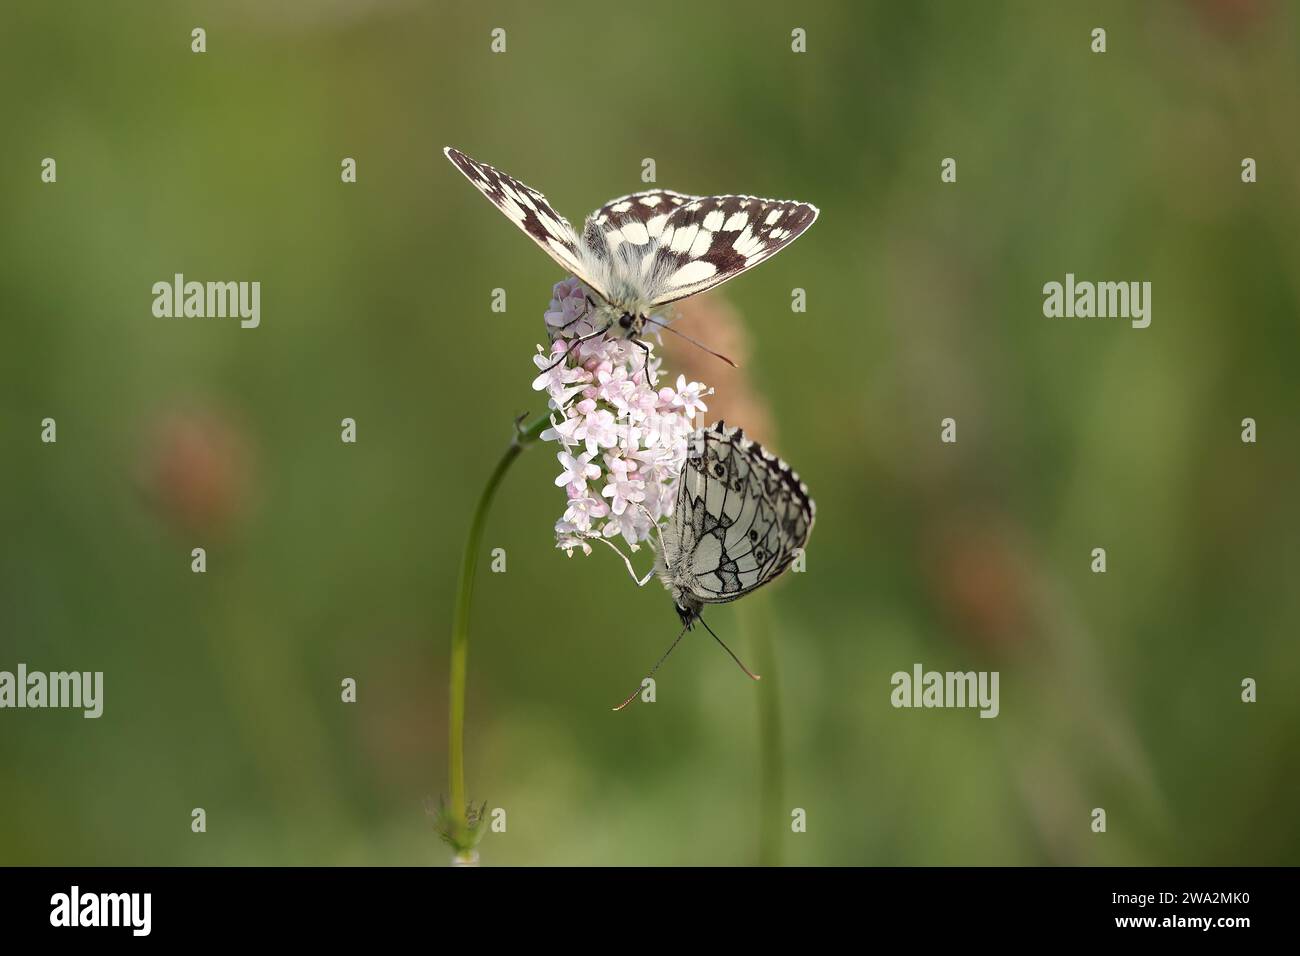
613, 420, 814, 710
444, 147, 818, 353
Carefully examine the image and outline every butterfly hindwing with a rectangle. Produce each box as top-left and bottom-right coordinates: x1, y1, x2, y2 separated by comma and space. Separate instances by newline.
672, 422, 814, 605
444, 147, 610, 299
648, 196, 819, 306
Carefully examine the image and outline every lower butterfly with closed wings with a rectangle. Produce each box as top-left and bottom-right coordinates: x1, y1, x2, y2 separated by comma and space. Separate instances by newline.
444, 147, 818, 365
610, 421, 814, 711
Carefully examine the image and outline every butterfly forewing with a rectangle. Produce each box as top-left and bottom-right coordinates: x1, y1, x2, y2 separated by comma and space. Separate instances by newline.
584, 189, 698, 255
648, 196, 819, 306
443, 147, 610, 299
672, 422, 814, 604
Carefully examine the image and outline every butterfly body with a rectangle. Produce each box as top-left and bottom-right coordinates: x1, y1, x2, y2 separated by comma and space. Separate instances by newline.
444, 148, 818, 329
657, 422, 814, 625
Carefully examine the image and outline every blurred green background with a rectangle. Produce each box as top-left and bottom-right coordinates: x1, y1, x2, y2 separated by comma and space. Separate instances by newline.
2, 0, 1298, 866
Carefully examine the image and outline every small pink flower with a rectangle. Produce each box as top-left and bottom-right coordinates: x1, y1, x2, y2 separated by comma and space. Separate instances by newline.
639, 412, 676, 449
531, 342, 582, 395
555, 450, 600, 489
580, 407, 619, 455
601, 472, 646, 516
602, 507, 651, 547
595, 366, 636, 414
540, 413, 583, 446
562, 492, 609, 532
556, 532, 593, 557
670, 374, 711, 420
544, 278, 595, 338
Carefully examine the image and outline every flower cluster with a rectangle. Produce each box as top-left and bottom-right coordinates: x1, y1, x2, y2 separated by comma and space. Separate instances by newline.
531, 278, 711, 555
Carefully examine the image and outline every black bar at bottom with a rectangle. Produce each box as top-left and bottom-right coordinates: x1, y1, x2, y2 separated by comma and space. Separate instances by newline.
0, 866, 1281, 941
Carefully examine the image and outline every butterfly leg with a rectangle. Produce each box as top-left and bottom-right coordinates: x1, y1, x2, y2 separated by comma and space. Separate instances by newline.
550, 299, 598, 336
539, 320, 613, 373
588, 534, 656, 587
629, 335, 655, 386
632, 503, 666, 552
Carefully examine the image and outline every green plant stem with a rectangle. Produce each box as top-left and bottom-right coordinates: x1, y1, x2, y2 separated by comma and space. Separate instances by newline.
743, 596, 785, 866
755, 630, 784, 866
446, 414, 549, 853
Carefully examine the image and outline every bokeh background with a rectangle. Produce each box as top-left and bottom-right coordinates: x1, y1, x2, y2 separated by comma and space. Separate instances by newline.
1, 0, 1297, 866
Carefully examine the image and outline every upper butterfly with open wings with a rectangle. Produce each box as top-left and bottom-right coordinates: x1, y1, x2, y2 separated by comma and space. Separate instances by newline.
444, 147, 818, 338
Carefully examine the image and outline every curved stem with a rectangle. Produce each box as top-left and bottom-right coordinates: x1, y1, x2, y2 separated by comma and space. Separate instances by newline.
740, 594, 784, 866
754, 625, 784, 866
443, 414, 549, 856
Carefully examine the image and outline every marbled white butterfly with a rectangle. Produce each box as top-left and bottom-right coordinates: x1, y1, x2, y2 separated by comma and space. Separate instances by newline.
614, 421, 814, 710
444, 147, 818, 351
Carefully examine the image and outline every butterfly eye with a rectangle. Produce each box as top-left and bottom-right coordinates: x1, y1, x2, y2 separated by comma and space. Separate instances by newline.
618, 313, 633, 330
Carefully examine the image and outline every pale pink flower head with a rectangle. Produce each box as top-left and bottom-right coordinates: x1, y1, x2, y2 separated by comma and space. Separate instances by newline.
531, 278, 713, 555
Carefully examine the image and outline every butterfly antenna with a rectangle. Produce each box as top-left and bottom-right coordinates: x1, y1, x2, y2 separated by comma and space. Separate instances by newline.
698, 615, 761, 681
643, 316, 738, 368
613, 620, 692, 712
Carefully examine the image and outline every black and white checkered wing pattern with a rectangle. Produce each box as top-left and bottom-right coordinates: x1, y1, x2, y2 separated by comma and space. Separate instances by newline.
670, 422, 814, 605
647, 196, 819, 306
583, 189, 698, 254
444, 147, 610, 299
